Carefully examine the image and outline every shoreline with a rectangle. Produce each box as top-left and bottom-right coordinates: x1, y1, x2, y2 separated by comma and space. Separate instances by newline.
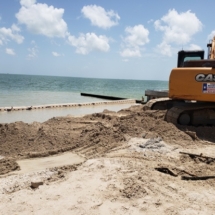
0, 99, 136, 112
0, 100, 138, 124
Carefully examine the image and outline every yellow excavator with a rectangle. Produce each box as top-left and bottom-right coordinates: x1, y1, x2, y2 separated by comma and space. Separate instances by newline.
145, 36, 215, 126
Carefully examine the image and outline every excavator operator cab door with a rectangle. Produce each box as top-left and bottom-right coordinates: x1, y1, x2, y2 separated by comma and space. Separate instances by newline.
177, 50, 204, 68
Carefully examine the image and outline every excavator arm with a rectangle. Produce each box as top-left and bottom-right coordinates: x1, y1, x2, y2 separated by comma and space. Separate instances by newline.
207, 36, 215, 59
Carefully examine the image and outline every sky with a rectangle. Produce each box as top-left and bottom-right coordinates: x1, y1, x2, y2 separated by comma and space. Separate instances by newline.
0, 0, 215, 80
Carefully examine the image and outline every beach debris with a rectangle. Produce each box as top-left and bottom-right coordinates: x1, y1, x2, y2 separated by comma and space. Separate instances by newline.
26, 106, 32, 110
180, 151, 215, 164
155, 167, 178, 177
30, 181, 44, 189
154, 156, 215, 181
155, 166, 215, 181
181, 175, 215, 180
6, 107, 13, 112
155, 166, 197, 178
139, 137, 163, 149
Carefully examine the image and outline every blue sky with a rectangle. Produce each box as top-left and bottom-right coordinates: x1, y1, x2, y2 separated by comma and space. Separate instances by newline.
0, 0, 215, 80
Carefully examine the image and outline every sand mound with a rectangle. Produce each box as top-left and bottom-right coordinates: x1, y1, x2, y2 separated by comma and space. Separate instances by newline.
0, 105, 214, 161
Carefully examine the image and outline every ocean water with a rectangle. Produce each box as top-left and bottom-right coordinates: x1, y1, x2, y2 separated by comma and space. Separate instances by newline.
0, 74, 168, 107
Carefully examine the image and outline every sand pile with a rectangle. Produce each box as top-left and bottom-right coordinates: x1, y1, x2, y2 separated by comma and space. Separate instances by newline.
0, 105, 194, 159
0, 104, 214, 173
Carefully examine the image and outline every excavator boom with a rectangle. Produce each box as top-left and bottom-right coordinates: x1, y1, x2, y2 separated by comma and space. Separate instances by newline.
208, 36, 215, 59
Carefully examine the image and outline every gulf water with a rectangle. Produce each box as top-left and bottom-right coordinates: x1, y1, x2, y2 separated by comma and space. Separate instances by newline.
0, 74, 168, 107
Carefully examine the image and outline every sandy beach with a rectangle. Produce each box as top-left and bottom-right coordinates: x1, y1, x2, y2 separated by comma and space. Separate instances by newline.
1, 104, 215, 214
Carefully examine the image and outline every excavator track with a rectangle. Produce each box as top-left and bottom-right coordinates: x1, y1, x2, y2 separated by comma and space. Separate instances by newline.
144, 98, 185, 111
145, 98, 215, 126
166, 103, 215, 126
144, 98, 172, 110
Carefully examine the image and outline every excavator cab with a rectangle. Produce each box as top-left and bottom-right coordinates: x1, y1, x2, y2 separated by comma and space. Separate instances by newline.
177, 50, 204, 67
170, 49, 215, 103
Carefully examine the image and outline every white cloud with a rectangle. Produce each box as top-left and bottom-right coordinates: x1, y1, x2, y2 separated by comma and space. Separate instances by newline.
27, 41, 38, 59
208, 31, 215, 41
0, 24, 24, 45
124, 25, 149, 47
120, 48, 141, 57
52, 52, 61, 57
68, 33, 110, 55
156, 42, 173, 57
20, 0, 36, 7
154, 9, 202, 56
187, 44, 202, 50
16, 0, 68, 38
155, 9, 202, 45
120, 25, 149, 58
11, 24, 21, 32
81, 5, 120, 29
6, 48, 15, 55
147, 19, 154, 24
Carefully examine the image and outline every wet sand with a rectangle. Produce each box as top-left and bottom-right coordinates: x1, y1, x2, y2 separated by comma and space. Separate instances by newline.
15, 152, 85, 174
0, 100, 136, 123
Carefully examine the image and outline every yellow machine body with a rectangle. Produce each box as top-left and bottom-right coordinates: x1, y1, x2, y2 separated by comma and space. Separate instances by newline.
169, 67, 215, 102
145, 36, 215, 125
